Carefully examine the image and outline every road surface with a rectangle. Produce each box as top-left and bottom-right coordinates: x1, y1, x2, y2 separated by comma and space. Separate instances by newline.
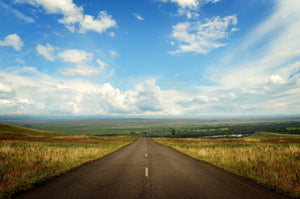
16, 138, 289, 199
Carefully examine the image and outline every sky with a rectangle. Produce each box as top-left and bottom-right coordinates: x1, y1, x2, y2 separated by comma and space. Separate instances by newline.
0, 0, 299, 117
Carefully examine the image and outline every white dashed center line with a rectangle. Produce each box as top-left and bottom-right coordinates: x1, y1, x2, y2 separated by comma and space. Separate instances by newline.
145, 167, 148, 177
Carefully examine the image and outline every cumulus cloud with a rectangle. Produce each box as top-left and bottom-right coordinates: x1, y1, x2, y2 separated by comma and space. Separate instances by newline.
266, 75, 286, 86
58, 49, 93, 64
157, 0, 220, 18
170, 15, 237, 54
35, 44, 108, 77
0, 68, 173, 115
36, 44, 95, 65
132, 13, 144, 21
0, 83, 12, 93
11, 66, 41, 75
61, 64, 103, 76
0, 34, 24, 51
14, 0, 117, 34
36, 43, 56, 61
1, 64, 300, 116
61, 59, 107, 76
96, 59, 107, 69
157, 0, 220, 9
57, 50, 109, 76
178, 91, 236, 109
127, 79, 163, 112
79, 11, 117, 34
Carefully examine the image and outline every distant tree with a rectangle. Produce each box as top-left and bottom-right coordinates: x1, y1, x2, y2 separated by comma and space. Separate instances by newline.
209, 132, 215, 138
171, 128, 176, 138
225, 131, 230, 138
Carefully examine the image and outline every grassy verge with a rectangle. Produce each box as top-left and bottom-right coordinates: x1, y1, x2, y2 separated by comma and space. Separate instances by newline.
0, 123, 136, 198
154, 137, 300, 198
249, 131, 300, 138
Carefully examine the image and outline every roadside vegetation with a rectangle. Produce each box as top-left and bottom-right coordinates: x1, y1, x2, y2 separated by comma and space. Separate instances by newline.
0, 123, 136, 198
154, 136, 300, 198
248, 131, 300, 138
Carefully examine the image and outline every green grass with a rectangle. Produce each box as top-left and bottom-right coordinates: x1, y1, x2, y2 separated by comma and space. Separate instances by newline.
287, 127, 300, 130
0, 123, 64, 136
249, 131, 300, 138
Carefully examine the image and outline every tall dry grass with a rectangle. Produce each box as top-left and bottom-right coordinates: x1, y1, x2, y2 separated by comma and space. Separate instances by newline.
154, 137, 300, 198
0, 136, 136, 198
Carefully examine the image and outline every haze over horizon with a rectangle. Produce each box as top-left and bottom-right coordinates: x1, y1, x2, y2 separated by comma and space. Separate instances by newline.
0, 0, 300, 117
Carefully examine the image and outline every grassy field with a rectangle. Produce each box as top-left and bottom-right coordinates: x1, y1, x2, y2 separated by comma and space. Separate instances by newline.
154, 137, 300, 198
0, 123, 136, 198
1, 117, 300, 138
249, 131, 300, 138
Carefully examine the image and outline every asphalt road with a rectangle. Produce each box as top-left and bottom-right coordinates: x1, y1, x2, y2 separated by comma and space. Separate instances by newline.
16, 138, 289, 199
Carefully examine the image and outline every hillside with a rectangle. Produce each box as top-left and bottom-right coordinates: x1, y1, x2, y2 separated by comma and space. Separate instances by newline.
0, 123, 64, 136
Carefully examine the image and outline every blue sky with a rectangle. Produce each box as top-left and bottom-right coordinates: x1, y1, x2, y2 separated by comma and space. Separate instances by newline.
0, 0, 299, 117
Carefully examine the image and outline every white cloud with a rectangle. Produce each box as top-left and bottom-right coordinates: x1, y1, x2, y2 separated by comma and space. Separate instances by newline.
61, 65, 102, 76
15, 0, 117, 34
0, 68, 176, 115
220, 92, 237, 99
61, 58, 107, 76
58, 49, 93, 64
0, 64, 300, 116
242, 0, 300, 51
96, 59, 107, 69
109, 50, 119, 58
170, 0, 198, 9
157, 0, 220, 18
132, 13, 144, 21
177, 8, 199, 19
175, 1, 300, 115
266, 75, 286, 86
0, 1, 35, 23
36, 43, 56, 61
35, 44, 109, 77
0, 83, 12, 93
11, 66, 41, 75
79, 11, 117, 34
170, 15, 237, 54
127, 79, 163, 112
193, 95, 219, 103
158, 0, 220, 9
208, 0, 300, 89
231, 28, 239, 32
109, 32, 115, 37
15, 58, 25, 64
0, 34, 24, 51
